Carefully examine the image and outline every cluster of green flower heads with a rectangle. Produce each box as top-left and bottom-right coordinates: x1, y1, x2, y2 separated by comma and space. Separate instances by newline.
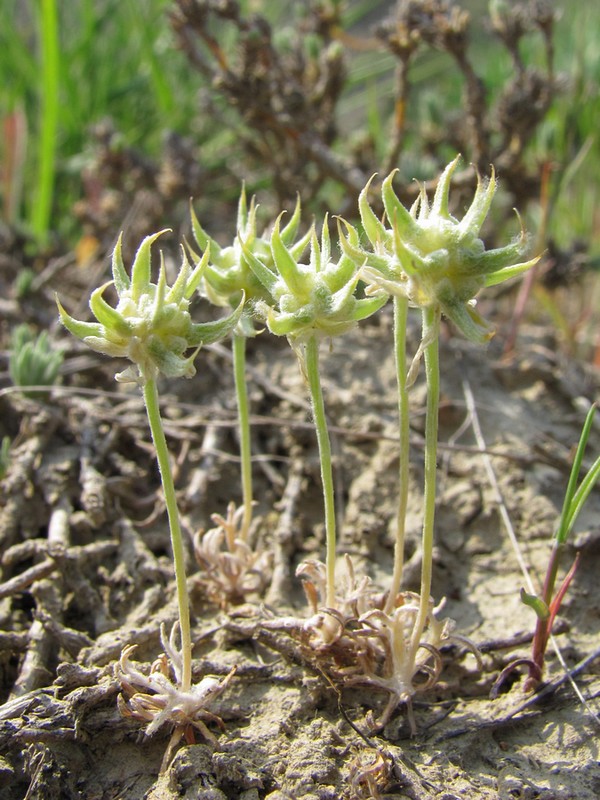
58, 155, 538, 382
240, 213, 388, 343
55, 155, 540, 741
57, 230, 243, 384
189, 187, 311, 337
342, 154, 538, 344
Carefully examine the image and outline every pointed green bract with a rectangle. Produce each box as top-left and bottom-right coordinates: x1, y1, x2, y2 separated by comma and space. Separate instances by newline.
280, 194, 302, 246
339, 221, 390, 276
352, 294, 388, 321
360, 175, 388, 247
431, 155, 459, 219
168, 245, 209, 303
111, 233, 130, 295
190, 204, 214, 254
89, 284, 132, 337
56, 297, 103, 341
131, 230, 169, 302
237, 183, 249, 235
188, 295, 245, 346
271, 215, 308, 297
483, 255, 540, 287
241, 242, 279, 295
458, 170, 496, 238
153, 253, 169, 322
392, 221, 422, 277
326, 250, 358, 294
382, 173, 420, 243
289, 226, 312, 261
309, 227, 322, 274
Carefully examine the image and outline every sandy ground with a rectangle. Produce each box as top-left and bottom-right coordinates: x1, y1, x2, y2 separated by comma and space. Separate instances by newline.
1, 294, 599, 799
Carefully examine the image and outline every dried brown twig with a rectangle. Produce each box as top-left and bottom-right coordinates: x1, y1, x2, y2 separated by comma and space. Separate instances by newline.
73, 0, 559, 244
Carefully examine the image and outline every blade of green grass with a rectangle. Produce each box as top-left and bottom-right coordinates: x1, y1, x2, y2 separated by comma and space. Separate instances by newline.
556, 403, 599, 544
31, 0, 59, 244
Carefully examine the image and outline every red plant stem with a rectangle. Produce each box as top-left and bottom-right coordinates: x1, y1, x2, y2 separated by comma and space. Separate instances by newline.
524, 548, 580, 692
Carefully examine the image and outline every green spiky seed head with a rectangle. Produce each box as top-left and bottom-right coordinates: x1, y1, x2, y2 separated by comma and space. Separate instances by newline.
242, 214, 387, 343
354, 156, 539, 344
57, 230, 243, 384
190, 187, 311, 337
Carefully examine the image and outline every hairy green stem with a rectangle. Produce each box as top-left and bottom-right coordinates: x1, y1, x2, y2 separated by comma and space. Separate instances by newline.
142, 378, 192, 691
305, 335, 337, 609
410, 306, 441, 659
232, 333, 253, 541
386, 295, 410, 613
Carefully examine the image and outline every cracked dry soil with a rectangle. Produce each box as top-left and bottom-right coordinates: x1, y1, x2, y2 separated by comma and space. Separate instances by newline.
1, 291, 599, 799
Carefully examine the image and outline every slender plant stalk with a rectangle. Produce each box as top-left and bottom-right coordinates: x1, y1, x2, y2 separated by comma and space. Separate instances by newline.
142, 378, 192, 692
539, 402, 599, 608
232, 332, 253, 541
524, 402, 599, 690
386, 294, 410, 613
304, 334, 337, 609
410, 305, 441, 659
33, 0, 60, 244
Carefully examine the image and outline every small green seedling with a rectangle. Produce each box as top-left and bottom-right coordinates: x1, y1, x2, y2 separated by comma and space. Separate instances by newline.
14, 268, 36, 299
9, 324, 64, 399
58, 231, 241, 754
495, 402, 599, 694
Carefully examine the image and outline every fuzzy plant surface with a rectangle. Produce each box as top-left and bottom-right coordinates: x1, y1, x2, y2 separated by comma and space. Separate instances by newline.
9, 324, 64, 399
57, 229, 240, 384
190, 187, 310, 332
352, 155, 538, 344
57, 231, 242, 750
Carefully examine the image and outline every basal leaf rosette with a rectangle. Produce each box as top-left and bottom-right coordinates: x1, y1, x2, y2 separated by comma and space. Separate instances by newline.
242, 214, 387, 343
190, 188, 311, 337
57, 230, 243, 384
353, 155, 539, 344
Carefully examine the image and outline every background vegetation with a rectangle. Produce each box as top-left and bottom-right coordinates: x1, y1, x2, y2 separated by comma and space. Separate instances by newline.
1, 0, 598, 358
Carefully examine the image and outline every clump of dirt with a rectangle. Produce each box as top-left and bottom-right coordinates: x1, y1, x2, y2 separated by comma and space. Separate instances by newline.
1, 282, 599, 798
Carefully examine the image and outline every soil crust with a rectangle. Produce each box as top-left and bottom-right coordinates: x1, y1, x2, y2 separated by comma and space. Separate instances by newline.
1, 291, 599, 799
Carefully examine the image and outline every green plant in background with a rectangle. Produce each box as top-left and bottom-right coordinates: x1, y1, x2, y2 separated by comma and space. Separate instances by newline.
242, 213, 386, 631
494, 402, 600, 695
32, 0, 59, 246
0, 0, 207, 241
13, 268, 36, 299
9, 324, 64, 399
189, 189, 310, 605
57, 231, 242, 752
0, 436, 11, 479
522, 402, 600, 689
